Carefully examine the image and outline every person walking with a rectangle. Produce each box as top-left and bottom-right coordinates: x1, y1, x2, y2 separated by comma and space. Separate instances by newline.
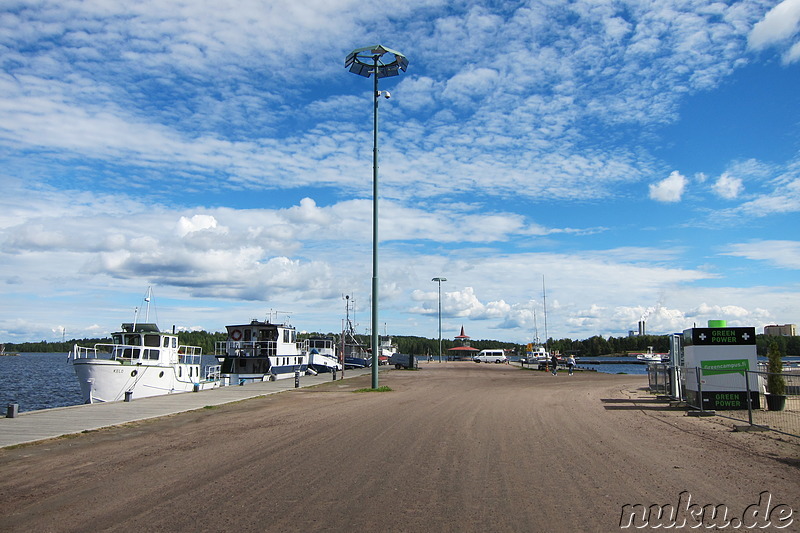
550, 353, 559, 375
567, 355, 576, 375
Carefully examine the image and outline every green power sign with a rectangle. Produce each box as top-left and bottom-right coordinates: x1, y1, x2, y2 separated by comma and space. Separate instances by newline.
701, 359, 750, 376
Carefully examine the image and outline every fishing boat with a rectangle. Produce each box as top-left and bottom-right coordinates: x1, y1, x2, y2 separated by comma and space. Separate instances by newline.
341, 295, 371, 369
304, 335, 342, 373
216, 316, 309, 384
69, 289, 220, 403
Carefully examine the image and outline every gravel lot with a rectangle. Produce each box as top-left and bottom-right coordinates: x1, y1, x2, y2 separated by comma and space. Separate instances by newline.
0, 362, 797, 532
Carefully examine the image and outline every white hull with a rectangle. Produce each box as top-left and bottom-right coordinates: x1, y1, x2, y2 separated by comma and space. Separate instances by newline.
308, 352, 341, 372
73, 359, 217, 403
636, 354, 667, 362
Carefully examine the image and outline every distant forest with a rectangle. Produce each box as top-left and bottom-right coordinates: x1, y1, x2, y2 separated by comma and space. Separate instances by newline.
5, 331, 798, 357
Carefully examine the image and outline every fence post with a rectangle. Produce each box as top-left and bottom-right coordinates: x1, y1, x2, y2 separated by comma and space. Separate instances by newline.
696, 366, 704, 413
745, 370, 754, 426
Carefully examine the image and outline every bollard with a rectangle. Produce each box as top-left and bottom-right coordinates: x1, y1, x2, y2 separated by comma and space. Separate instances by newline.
6, 403, 19, 418
124, 391, 133, 402
193, 383, 200, 393
332, 368, 337, 381
295, 370, 300, 388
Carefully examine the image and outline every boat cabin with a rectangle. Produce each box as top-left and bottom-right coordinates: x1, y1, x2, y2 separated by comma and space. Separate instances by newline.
224, 320, 298, 357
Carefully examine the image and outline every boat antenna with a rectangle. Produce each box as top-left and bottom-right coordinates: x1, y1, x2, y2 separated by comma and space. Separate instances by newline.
144, 286, 152, 322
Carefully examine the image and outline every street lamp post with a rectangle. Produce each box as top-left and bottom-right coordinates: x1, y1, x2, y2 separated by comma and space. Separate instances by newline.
346, 45, 408, 389
432, 277, 447, 362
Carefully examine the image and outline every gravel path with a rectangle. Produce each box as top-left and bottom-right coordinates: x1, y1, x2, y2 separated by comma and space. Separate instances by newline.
0, 362, 797, 532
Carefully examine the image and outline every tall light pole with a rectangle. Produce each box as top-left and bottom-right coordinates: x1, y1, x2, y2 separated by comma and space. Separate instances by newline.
346, 45, 408, 389
432, 277, 447, 362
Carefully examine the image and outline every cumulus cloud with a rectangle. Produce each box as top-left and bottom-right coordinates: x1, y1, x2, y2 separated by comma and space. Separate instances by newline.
649, 171, 688, 202
711, 172, 744, 199
177, 214, 220, 237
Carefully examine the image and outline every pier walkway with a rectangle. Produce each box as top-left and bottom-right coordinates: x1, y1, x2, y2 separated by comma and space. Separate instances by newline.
0, 367, 377, 448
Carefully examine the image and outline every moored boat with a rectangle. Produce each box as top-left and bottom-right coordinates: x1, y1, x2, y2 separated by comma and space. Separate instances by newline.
340, 295, 371, 369
378, 334, 398, 365
216, 318, 309, 384
70, 322, 220, 403
304, 335, 342, 373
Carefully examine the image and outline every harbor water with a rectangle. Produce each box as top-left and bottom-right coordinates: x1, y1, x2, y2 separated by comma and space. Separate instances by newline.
0, 352, 221, 413
576, 356, 649, 375
0, 353, 81, 413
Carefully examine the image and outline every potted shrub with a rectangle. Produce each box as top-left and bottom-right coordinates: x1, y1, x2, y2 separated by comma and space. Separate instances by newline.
765, 341, 786, 411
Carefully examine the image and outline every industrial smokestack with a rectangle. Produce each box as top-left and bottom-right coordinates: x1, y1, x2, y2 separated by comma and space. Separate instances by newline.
638, 321, 646, 336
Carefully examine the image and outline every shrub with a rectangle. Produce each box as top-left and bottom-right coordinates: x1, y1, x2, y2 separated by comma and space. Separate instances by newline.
766, 341, 786, 396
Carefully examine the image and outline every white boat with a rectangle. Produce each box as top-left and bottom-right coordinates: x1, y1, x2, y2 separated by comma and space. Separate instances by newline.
70, 322, 220, 403
216, 318, 309, 384
304, 335, 342, 373
528, 343, 550, 362
634, 346, 668, 362
378, 334, 398, 365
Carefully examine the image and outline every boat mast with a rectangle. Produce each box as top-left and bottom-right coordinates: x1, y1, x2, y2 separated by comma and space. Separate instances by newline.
542, 276, 549, 354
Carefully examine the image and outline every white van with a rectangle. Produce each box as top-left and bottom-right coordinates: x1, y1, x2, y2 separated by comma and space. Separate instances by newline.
473, 349, 507, 364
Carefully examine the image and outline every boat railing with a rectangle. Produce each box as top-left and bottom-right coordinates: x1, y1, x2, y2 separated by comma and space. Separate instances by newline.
72, 343, 144, 361
221, 340, 280, 357
204, 364, 221, 381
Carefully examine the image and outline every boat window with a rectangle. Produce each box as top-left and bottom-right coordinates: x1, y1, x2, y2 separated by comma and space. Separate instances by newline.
178, 367, 182, 377
125, 335, 141, 346
144, 335, 160, 347
244, 329, 252, 342
172, 337, 177, 348
144, 349, 159, 360
163, 337, 169, 348
112, 334, 123, 344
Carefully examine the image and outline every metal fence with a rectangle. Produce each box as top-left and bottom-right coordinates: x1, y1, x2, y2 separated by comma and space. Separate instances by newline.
647, 364, 800, 439
715, 369, 800, 438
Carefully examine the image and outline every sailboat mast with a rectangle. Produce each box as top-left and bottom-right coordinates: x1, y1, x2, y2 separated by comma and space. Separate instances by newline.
542, 276, 549, 353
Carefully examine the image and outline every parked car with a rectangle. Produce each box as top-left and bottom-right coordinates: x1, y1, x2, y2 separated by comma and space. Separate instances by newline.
389, 352, 416, 369
473, 349, 507, 364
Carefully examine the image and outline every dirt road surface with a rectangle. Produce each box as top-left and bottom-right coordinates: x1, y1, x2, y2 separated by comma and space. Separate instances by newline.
1, 363, 797, 532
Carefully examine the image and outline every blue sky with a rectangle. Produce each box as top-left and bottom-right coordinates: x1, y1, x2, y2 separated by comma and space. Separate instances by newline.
1, 0, 799, 345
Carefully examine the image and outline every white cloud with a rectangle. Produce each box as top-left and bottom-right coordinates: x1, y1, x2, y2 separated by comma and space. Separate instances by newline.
177, 215, 220, 237
1, 1, 798, 345
649, 171, 688, 202
748, 0, 800, 63
723, 240, 800, 269
711, 172, 744, 199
